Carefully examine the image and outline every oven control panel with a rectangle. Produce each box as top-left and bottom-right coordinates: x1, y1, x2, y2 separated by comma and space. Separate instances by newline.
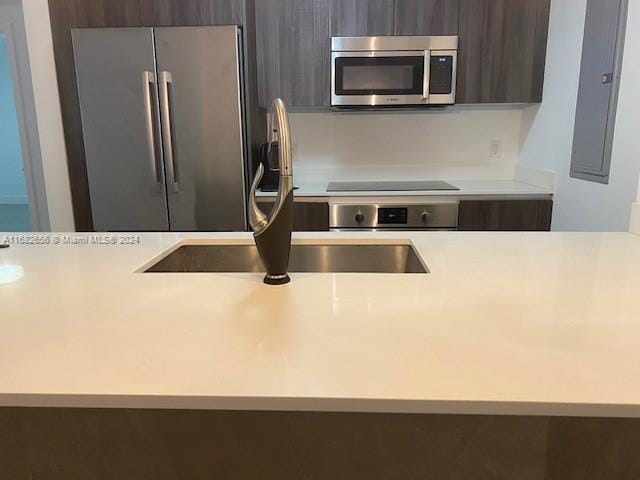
378, 208, 408, 224
329, 203, 459, 230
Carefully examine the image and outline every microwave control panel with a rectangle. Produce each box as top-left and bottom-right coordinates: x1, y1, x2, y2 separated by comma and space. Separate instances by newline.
429, 55, 454, 95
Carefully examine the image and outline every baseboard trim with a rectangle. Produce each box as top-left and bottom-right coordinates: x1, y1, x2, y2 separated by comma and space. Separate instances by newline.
0, 195, 28, 205
630, 203, 640, 235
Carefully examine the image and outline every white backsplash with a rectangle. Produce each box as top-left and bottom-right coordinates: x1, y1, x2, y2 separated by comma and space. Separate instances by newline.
631, 203, 640, 235
286, 107, 524, 182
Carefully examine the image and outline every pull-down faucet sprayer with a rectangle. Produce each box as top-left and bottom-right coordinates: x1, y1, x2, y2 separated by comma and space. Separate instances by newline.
248, 98, 294, 285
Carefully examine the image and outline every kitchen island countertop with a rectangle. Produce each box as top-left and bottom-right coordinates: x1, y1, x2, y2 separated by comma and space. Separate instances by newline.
1, 231, 639, 417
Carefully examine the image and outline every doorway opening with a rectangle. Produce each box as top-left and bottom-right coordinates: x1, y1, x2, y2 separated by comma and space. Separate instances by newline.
0, 31, 30, 231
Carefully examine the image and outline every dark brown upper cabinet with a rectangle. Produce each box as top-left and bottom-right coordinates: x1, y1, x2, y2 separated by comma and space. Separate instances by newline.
394, 0, 460, 35
256, 0, 331, 108
256, 0, 551, 107
330, 0, 395, 36
457, 0, 550, 103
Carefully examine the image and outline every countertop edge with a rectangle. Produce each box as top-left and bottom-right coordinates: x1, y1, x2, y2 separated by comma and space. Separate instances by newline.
3, 394, 640, 418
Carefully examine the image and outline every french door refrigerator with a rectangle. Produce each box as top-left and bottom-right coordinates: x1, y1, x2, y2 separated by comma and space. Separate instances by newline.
72, 26, 248, 231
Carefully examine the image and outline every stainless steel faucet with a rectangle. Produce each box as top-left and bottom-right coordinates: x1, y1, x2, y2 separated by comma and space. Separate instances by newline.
248, 98, 294, 285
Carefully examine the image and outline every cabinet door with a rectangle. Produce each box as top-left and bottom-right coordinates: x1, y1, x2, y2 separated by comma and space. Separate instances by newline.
258, 200, 330, 231
457, 0, 550, 103
330, 0, 395, 36
256, 0, 331, 108
291, 202, 330, 231
458, 200, 553, 231
394, 0, 460, 35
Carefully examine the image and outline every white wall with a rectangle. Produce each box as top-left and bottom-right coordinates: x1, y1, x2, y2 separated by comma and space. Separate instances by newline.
20, 0, 74, 231
614, 0, 640, 234
289, 107, 522, 182
0, 32, 27, 204
520, 0, 640, 232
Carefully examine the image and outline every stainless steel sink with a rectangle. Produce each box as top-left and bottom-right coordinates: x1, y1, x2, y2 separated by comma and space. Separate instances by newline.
144, 243, 428, 274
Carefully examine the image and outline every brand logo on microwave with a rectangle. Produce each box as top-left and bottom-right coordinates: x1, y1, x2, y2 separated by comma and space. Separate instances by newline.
386, 97, 400, 102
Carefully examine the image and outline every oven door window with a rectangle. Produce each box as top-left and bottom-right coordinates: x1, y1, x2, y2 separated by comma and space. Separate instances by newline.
335, 56, 424, 96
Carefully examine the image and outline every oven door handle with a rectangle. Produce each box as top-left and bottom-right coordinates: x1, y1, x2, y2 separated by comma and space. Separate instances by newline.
422, 50, 431, 100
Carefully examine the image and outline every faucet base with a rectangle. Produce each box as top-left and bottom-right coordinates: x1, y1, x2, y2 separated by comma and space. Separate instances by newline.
254, 188, 293, 285
263, 273, 291, 285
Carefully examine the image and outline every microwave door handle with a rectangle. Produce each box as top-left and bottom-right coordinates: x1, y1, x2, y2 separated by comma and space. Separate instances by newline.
423, 50, 431, 101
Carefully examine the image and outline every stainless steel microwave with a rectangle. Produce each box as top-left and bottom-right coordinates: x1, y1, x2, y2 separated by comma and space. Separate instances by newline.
331, 35, 458, 108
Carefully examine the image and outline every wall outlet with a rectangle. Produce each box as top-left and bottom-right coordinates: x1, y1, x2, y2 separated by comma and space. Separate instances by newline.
490, 140, 502, 159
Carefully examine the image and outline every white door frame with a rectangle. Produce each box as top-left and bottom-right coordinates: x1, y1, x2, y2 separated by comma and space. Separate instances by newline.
0, 6, 50, 231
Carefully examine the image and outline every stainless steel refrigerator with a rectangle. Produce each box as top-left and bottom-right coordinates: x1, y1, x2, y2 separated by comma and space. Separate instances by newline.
72, 26, 248, 231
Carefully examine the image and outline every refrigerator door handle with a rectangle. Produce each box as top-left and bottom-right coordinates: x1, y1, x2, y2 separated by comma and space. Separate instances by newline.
142, 71, 162, 190
159, 70, 179, 193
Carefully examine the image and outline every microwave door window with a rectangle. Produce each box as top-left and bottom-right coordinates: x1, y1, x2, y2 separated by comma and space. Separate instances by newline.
335, 56, 424, 96
342, 65, 414, 91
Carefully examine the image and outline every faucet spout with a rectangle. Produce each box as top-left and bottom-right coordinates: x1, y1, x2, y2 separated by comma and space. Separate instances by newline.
248, 98, 294, 285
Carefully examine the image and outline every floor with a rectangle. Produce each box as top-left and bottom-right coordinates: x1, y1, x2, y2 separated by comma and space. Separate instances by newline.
0, 204, 30, 231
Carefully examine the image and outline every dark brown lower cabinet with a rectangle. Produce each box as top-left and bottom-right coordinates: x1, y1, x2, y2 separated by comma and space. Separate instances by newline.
3, 408, 640, 480
458, 200, 553, 231
257, 200, 329, 231
545, 417, 640, 480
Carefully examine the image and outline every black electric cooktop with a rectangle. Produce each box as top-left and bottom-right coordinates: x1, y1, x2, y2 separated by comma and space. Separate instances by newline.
326, 181, 459, 192
260, 186, 300, 193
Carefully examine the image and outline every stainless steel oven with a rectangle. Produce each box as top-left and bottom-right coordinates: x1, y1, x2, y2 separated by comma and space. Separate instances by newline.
331, 36, 458, 108
330, 202, 459, 231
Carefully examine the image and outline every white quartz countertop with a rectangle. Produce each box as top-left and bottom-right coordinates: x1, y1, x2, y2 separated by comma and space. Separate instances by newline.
257, 180, 553, 198
1, 231, 639, 417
